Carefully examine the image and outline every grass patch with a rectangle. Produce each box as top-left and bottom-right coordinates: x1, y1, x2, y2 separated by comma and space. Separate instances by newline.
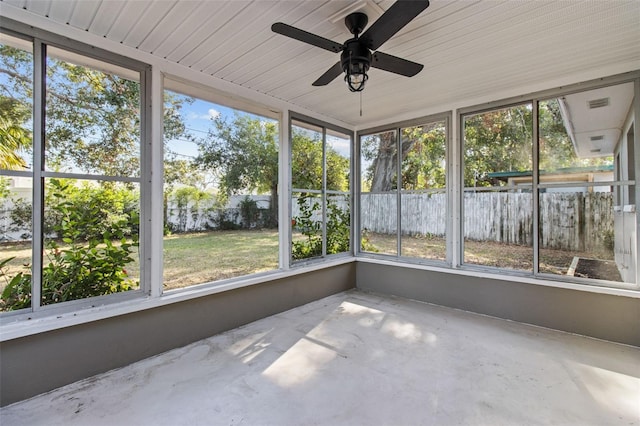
163, 229, 278, 290
1, 230, 616, 295
362, 232, 609, 275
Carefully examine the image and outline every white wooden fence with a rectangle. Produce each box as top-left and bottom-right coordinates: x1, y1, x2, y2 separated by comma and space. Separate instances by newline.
361, 191, 613, 252
1, 192, 614, 252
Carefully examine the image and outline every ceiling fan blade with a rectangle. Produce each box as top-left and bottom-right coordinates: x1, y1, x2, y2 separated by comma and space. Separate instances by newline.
360, 1, 430, 51
312, 62, 343, 86
371, 52, 423, 77
271, 23, 344, 53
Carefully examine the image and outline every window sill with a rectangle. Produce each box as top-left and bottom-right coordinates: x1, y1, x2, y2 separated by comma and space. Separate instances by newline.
355, 257, 640, 298
0, 257, 356, 342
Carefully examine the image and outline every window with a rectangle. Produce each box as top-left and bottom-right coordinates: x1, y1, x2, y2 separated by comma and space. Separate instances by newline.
459, 81, 636, 286
400, 121, 447, 261
462, 103, 534, 272
1, 28, 148, 313
163, 88, 279, 290
359, 115, 449, 262
290, 116, 351, 262
360, 129, 398, 256
538, 83, 635, 284
1, 32, 33, 311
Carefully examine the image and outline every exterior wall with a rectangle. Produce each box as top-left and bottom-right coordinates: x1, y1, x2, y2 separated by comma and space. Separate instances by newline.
0, 263, 356, 407
356, 261, 640, 347
614, 106, 637, 281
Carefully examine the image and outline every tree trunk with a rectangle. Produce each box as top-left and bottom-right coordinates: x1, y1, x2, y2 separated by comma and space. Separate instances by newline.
370, 132, 418, 192
269, 184, 278, 228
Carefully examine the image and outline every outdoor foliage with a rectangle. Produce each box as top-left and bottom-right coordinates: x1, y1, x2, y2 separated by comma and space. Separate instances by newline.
292, 195, 351, 260
291, 195, 379, 259
463, 105, 533, 187
361, 123, 445, 193
238, 195, 260, 229
167, 186, 213, 233
1, 179, 138, 311
196, 114, 279, 226
0, 96, 32, 170
6, 179, 139, 241
401, 123, 446, 190
291, 128, 350, 191
462, 101, 611, 188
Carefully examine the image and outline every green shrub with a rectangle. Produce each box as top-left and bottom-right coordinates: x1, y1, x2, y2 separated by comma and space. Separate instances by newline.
292, 196, 352, 260
238, 196, 260, 229
292, 196, 323, 260
0, 179, 138, 311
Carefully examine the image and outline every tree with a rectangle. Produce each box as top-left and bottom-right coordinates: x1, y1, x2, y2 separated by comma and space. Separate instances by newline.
0, 96, 32, 170
400, 123, 446, 190
1, 43, 190, 176
463, 105, 533, 187
196, 113, 279, 225
0, 44, 32, 171
363, 123, 446, 193
462, 101, 609, 188
291, 128, 350, 192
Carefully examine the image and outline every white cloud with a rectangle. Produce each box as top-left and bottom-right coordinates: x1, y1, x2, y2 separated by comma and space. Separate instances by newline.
186, 108, 220, 120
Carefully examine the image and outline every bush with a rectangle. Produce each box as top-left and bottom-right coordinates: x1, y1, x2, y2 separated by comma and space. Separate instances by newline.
292, 196, 323, 260
0, 179, 138, 311
292, 195, 351, 260
238, 196, 260, 229
2, 179, 139, 242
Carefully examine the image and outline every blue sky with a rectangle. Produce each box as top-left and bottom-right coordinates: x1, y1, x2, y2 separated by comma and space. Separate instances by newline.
166, 93, 352, 161
165, 95, 236, 160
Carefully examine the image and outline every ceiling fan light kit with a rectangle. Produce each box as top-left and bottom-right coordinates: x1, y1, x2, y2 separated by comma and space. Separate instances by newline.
342, 13, 371, 92
272, 0, 430, 94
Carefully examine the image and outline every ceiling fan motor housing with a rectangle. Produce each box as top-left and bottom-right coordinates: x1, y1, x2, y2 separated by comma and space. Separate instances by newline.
341, 39, 371, 76
344, 12, 368, 36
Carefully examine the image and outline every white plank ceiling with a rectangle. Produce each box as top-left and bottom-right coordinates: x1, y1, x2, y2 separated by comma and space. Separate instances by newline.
1, 0, 639, 127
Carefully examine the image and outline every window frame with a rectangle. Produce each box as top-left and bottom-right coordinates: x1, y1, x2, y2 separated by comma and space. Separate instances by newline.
457, 75, 639, 289
160, 83, 283, 292
289, 112, 354, 265
0, 20, 152, 318
459, 101, 535, 274
356, 112, 451, 266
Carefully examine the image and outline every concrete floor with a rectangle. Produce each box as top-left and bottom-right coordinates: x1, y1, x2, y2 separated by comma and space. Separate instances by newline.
1, 290, 639, 426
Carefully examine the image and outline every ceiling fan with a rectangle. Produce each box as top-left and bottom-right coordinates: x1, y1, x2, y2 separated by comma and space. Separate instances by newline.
271, 1, 430, 93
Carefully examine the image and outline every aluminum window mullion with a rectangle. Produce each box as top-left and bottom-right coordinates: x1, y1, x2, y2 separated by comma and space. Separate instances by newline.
396, 128, 401, 257
445, 114, 456, 266
141, 64, 155, 297
350, 130, 356, 256
40, 172, 141, 183
532, 101, 540, 276
458, 112, 466, 267
634, 78, 640, 287
321, 127, 327, 258
30, 39, 45, 311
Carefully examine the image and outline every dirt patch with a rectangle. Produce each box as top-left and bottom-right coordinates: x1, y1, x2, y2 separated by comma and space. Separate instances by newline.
571, 258, 622, 281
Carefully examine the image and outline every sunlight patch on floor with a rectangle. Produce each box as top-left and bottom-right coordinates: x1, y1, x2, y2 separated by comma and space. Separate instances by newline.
569, 360, 640, 419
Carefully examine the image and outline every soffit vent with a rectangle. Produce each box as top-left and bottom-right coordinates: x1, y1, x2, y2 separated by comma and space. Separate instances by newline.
590, 135, 605, 142
588, 98, 609, 109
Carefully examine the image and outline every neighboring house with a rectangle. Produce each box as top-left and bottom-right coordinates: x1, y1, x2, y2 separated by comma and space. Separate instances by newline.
488, 165, 614, 193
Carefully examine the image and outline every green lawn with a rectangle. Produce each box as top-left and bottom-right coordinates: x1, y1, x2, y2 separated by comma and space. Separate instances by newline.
364, 232, 609, 276
0, 229, 615, 296
162, 229, 278, 290
0, 230, 279, 293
